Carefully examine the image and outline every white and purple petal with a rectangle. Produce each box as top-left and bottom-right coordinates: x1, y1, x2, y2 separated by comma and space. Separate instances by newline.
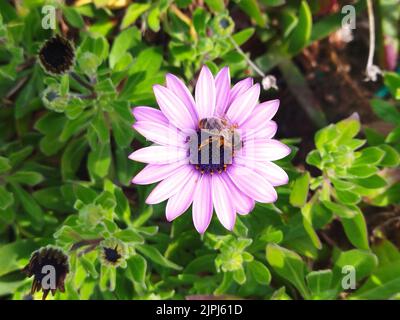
153, 85, 197, 129
226, 84, 260, 126
132, 161, 187, 185
215, 66, 231, 115
195, 65, 216, 119
223, 175, 255, 215
212, 174, 236, 231
128, 145, 188, 164
241, 120, 277, 141
227, 165, 277, 203
132, 106, 169, 125
133, 121, 186, 146
192, 174, 213, 234
146, 165, 195, 204
238, 139, 291, 162
227, 77, 253, 106
166, 73, 198, 123
166, 171, 200, 221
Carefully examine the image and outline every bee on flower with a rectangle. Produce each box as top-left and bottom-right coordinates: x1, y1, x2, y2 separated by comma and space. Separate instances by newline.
130, 66, 290, 233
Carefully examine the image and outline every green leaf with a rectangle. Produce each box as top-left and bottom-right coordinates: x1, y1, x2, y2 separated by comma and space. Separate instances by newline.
232, 27, 255, 46
193, 7, 208, 36
35, 112, 66, 136
0, 185, 14, 210
63, 6, 84, 28
315, 124, 336, 151
353, 147, 385, 166
287, 1, 312, 53
214, 272, 234, 295
378, 145, 400, 167
347, 165, 378, 178
114, 229, 144, 244
87, 143, 111, 180
330, 178, 354, 190
301, 201, 322, 249
91, 111, 110, 143
370, 182, 400, 207
61, 137, 88, 180
341, 210, 369, 250
121, 3, 151, 29
6, 171, 44, 186
351, 174, 387, 189
78, 52, 101, 77
0, 240, 42, 277
248, 260, 271, 285
336, 116, 361, 142
137, 244, 182, 270
371, 99, 400, 125
386, 125, 400, 143
80, 256, 98, 279
237, 0, 266, 27
127, 254, 147, 286
350, 243, 400, 299
266, 244, 310, 299
0, 156, 11, 174
335, 189, 361, 205
109, 101, 134, 147
9, 146, 33, 168
384, 72, 400, 99
33, 187, 71, 212
233, 267, 246, 284
351, 262, 400, 300
9, 183, 44, 226
109, 27, 141, 69
305, 150, 321, 168
290, 172, 310, 207
321, 200, 357, 218
306, 270, 333, 299
147, 6, 161, 32
261, 0, 285, 6
334, 249, 378, 282
204, 0, 225, 12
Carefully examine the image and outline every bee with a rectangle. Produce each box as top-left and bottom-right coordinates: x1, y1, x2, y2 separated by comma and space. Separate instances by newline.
197, 117, 242, 152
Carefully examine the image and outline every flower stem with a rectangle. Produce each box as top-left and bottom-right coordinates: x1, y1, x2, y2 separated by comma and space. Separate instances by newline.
366, 0, 375, 70
229, 36, 265, 78
365, 0, 381, 81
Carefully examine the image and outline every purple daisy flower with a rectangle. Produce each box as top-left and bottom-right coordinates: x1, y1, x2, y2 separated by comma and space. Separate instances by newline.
130, 66, 290, 233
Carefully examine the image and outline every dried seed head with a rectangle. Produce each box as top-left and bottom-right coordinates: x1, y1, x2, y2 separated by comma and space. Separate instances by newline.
22, 246, 69, 300
38, 35, 75, 75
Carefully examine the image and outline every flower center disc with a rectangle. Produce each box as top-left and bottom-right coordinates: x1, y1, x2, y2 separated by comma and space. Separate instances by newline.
189, 117, 241, 174
104, 246, 122, 264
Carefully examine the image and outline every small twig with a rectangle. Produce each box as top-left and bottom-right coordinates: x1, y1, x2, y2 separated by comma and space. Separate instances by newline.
5, 76, 28, 99
70, 72, 94, 92
319, 230, 337, 248
16, 57, 35, 72
77, 243, 99, 257
70, 237, 103, 252
229, 36, 279, 91
74, 92, 97, 100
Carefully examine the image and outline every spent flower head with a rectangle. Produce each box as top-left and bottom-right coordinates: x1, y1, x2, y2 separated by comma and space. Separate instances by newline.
22, 246, 69, 300
38, 34, 75, 75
